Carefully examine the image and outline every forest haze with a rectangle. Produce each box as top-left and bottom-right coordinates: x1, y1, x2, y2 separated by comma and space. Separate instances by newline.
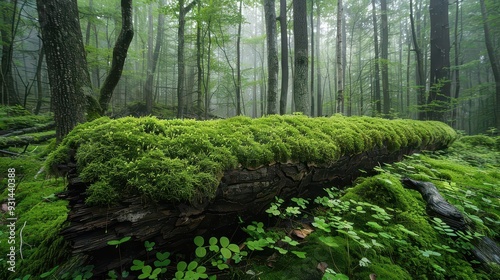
1, 0, 499, 137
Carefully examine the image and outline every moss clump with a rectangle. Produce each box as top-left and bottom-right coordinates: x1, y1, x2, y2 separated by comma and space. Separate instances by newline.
46, 115, 457, 205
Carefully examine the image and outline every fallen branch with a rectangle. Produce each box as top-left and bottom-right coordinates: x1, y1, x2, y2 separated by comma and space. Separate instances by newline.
2, 122, 55, 137
0, 132, 55, 149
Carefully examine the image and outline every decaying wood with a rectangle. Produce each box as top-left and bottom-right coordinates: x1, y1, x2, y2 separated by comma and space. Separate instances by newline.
402, 178, 500, 268
59, 144, 445, 276
0, 133, 55, 149
1, 121, 55, 137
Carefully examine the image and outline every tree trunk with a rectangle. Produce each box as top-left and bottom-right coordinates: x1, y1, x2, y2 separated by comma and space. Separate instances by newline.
371, 0, 381, 115
381, 0, 390, 116
34, 44, 45, 115
480, 0, 500, 131
316, 7, 322, 117
236, 0, 243, 115
37, 0, 92, 142
264, 0, 278, 115
0, 0, 20, 106
310, 0, 315, 116
410, 0, 426, 120
293, 0, 309, 115
336, 0, 344, 114
144, 1, 164, 115
279, 0, 288, 115
428, 0, 451, 122
98, 0, 134, 115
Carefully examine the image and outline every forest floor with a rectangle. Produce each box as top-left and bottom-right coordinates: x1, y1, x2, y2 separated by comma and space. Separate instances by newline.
0, 108, 499, 280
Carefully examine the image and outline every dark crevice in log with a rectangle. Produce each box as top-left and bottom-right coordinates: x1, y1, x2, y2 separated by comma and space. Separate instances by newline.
58, 144, 442, 277
402, 178, 500, 269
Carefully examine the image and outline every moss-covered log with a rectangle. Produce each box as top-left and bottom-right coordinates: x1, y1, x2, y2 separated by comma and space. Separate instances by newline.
48, 115, 457, 276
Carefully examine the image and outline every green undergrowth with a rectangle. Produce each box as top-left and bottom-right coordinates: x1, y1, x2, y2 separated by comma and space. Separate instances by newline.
46, 115, 456, 206
244, 135, 499, 279
0, 144, 69, 280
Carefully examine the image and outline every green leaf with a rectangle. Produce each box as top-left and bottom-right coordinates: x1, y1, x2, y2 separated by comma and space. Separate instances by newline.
188, 261, 198, 271
131, 260, 145, 271
156, 251, 170, 261
318, 236, 339, 248
228, 243, 240, 253
194, 236, 205, 247
220, 236, 230, 248
221, 247, 232, 259
366, 221, 383, 230
141, 265, 152, 275
177, 261, 187, 272
291, 251, 307, 258
196, 246, 207, 258
209, 237, 218, 245
154, 259, 171, 267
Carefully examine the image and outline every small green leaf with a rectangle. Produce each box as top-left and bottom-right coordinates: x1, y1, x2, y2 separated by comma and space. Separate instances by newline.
187, 261, 198, 271
291, 251, 307, 258
177, 261, 187, 272
194, 236, 205, 247
220, 236, 230, 248
228, 243, 240, 253
131, 260, 145, 271
196, 246, 207, 258
209, 237, 218, 245
318, 236, 339, 247
221, 247, 232, 259
156, 251, 170, 261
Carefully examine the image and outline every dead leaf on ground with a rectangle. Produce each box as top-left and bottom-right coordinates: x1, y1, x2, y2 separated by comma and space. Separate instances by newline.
293, 224, 314, 239
317, 262, 328, 273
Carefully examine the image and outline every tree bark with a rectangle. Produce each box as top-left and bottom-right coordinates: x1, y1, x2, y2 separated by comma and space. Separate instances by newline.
371, 0, 381, 115
381, 0, 390, 116
37, 0, 92, 142
236, 0, 243, 115
144, 1, 164, 115
293, 0, 309, 115
0, 0, 20, 106
480, 0, 500, 131
336, 0, 344, 114
428, 0, 451, 122
410, 0, 427, 120
59, 142, 450, 277
279, 0, 288, 115
98, 0, 134, 115
264, 0, 278, 115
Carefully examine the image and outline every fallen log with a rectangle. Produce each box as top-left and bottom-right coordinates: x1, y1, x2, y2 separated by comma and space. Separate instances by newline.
402, 178, 500, 269
0, 131, 55, 149
1, 121, 55, 137
46, 115, 458, 277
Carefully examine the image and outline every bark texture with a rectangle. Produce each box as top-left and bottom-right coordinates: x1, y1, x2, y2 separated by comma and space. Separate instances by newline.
428, 0, 451, 122
36, 0, 92, 142
402, 178, 500, 269
292, 0, 309, 115
59, 143, 448, 277
99, 0, 134, 114
264, 0, 279, 115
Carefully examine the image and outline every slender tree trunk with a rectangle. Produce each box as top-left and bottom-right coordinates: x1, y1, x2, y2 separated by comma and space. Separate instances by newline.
310, 0, 315, 116
37, 0, 92, 142
279, 0, 288, 115
381, 0, 390, 116
316, 7, 322, 117
236, 0, 243, 115
428, 0, 451, 122
0, 0, 20, 105
410, 0, 426, 120
177, 0, 187, 118
480, 0, 500, 131
293, 0, 309, 115
196, 1, 202, 117
144, 1, 164, 115
336, 0, 344, 114
371, 0, 381, 115
34, 45, 45, 115
264, 0, 278, 115
452, 0, 462, 128
98, 0, 134, 115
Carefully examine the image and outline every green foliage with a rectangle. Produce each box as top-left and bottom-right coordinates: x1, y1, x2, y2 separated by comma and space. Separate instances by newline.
46, 115, 457, 205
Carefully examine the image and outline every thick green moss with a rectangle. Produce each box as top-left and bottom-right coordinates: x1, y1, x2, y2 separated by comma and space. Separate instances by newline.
46, 115, 457, 205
